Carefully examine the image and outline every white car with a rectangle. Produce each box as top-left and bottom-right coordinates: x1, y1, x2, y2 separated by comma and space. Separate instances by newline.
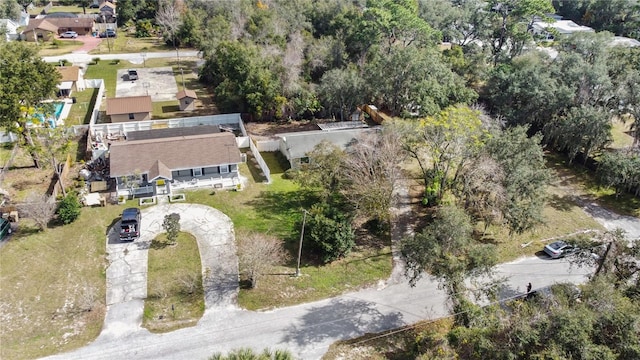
60, 31, 78, 38
543, 241, 576, 259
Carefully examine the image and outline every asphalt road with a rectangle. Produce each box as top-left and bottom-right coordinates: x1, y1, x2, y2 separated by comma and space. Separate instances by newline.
42, 50, 201, 65
43, 257, 590, 360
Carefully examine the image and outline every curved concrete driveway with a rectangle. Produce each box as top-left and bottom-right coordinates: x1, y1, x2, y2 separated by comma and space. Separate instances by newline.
100, 203, 239, 340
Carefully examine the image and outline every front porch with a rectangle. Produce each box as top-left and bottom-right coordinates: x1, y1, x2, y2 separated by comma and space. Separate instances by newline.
116, 174, 242, 198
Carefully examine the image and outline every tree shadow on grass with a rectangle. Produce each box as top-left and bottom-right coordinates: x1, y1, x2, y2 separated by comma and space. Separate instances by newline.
547, 193, 576, 212
247, 189, 319, 228
161, 105, 180, 113
281, 298, 405, 347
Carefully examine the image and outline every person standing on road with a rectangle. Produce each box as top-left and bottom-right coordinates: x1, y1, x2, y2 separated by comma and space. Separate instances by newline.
526, 282, 532, 293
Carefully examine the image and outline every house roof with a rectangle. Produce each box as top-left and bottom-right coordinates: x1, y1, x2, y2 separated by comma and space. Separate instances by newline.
126, 125, 220, 141
109, 132, 242, 178
176, 89, 197, 100
46, 17, 94, 29
277, 128, 378, 160
106, 96, 153, 115
532, 20, 593, 35
24, 19, 58, 33
56, 66, 80, 82
99, 1, 116, 9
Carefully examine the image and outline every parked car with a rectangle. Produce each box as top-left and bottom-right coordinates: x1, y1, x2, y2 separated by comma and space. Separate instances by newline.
127, 69, 139, 81
119, 208, 141, 241
543, 240, 576, 259
0, 218, 12, 241
99, 29, 116, 38
89, 3, 99, 8
60, 31, 78, 38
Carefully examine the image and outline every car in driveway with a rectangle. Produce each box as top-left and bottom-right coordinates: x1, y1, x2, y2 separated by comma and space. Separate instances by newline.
543, 240, 576, 259
99, 29, 116, 38
60, 31, 78, 38
127, 69, 139, 81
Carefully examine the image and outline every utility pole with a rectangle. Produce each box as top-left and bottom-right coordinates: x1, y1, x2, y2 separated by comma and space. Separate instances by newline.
295, 209, 308, 277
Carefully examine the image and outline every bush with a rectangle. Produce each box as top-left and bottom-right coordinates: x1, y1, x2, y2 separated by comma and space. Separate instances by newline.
91, 57, 101, 65
305, 204, 355, 263
57, 192, 82, 224
162, 213, 181, 244
111, 59, 120, 65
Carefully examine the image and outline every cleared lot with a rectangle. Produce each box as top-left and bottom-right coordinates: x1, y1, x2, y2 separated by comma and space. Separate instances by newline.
115, 67, 178, 101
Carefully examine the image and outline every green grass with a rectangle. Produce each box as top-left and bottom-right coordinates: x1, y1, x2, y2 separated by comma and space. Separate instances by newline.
65, 87, 99, 126
546, 153, 640, 217
32, 39, 84, 56
152, 100, 181, 118
611, 117, 635, 149
143, 232, 204, 333
0, 205, 130, 360
29, 5, 99, 15
89, 36, 176, 55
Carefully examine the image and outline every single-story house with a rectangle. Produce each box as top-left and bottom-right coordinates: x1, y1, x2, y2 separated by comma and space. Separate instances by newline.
177, 89, 198, 111
106, 96, 153, 123
48, 17, 95, 35
0, 19, 19, 41
22, 19, 58, 41
56, 66, 85, 96
532, 20, 594, 40
109, 130, 243, 197
277, 127, 377, 169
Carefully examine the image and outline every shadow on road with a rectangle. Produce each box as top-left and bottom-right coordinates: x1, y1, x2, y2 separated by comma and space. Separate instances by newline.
534, 250, 554, 260
281, 298, 404, 347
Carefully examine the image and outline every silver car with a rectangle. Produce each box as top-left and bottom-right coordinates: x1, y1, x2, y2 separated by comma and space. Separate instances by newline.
543, 240, 576, 259
60, 31, 78, 38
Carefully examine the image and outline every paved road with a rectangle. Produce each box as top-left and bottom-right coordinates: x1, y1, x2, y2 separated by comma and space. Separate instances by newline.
43, 203, 594, 360
42, 50, 201, 65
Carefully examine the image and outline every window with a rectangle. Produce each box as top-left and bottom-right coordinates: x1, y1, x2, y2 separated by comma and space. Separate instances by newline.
193, 168, 202, 177
128, 113, 134, 120
220, 165, 229, 174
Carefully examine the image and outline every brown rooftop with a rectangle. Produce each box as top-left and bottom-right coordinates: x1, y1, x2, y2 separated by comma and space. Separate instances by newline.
106, 96, 153, 115
176, 89, 197, 100
109, 132, 242, 178
46, 17, 94, 29
56, 66, 80, 82
24, 19, 58, 33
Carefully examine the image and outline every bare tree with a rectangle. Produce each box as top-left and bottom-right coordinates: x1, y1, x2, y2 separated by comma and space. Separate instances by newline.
237, 232, 289, 289
36, 127, 72, 197
340, 126, 406, 222
156, 0, 184, 86
19, 192, 56, 231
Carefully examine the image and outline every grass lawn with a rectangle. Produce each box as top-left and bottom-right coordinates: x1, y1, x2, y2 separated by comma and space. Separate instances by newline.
32, 39, 84, 57
29, 5, 100, 15
0, 205, 131, 360
143, 232, 204, 333
89, 36, 175, 55
65, 87, 99, 126
611, 117, 635, 149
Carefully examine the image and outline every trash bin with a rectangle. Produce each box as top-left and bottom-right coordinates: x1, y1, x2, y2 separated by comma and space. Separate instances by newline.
72, 97, 77, 104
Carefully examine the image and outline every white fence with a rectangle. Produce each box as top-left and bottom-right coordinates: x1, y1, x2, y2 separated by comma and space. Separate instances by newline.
249, 138, 271, 183
90, 113, 242, 137
256, 139, 280, 152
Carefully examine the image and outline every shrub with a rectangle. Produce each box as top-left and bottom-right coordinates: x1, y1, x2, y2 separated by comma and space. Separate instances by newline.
57, 192, 82, 224
111, 59, 120, 65
162, 213, 181, 244
91, 57, 101, 65
305, 204, 355, 263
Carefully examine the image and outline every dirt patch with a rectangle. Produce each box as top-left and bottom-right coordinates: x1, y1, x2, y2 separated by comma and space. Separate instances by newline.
244, 120, 323, 140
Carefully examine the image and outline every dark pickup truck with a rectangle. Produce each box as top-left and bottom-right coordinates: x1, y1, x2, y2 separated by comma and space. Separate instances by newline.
120, 208, 141, 241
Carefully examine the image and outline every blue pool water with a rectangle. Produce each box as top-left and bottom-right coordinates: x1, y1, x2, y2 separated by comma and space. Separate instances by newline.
34, 102, 64, 128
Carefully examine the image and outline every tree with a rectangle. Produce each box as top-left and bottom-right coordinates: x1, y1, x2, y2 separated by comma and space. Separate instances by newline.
486, 126, 550, 234
418, 0, 491, 46
340, 127, 405, 223
363, 45, 477, 117
75, 0, 91, 14
305, 203, 355, 263
162, 213, 181, 244
456, 154, 506, 229
596, 150, 640, 197
237, 232, 289, 289
401, 205, 497, 318
546, 105, 612, 163
294, 140, 346, 203
34, 127, 73, 197
0, 0, 20, 20
57, 192, 81, 225
484, 0, 555, 64
156, 0, 182, 48
317, 67, 366, 121
19, 192, 56, 231
0, 42, 61, 168
401, 105, 488, 204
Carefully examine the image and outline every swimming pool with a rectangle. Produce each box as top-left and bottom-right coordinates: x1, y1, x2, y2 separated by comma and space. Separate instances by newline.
34, 102, 65, 128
